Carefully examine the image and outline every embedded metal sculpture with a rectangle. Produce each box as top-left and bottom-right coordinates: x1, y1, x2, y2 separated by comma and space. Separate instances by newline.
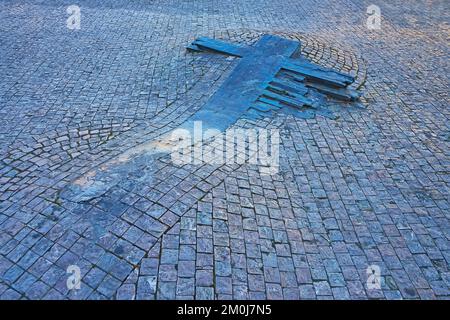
187, 34, 359, 127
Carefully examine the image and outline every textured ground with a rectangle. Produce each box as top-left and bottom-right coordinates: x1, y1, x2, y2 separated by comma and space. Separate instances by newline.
0, 0, 449, 300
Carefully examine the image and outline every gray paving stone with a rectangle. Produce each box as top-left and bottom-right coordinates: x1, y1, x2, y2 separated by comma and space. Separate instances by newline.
314, 281, 332, 296
116, 284, 136, 300
158, 265, 178, 282
176, 277, 195, 296
84, 267, 107, 289
299, 285, 316, 299
24, 281, 50, 299
178, 260, 195, 278
0, 289, 22, 300
215, 276, 233, 294
140, 258, 159, 276
196, 287, 215, 300
266, 283, 283, 300
97, 275, 122, 297
157, 282, 176, 300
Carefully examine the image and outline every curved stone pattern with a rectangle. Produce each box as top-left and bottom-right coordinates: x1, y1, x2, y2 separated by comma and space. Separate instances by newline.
0, 0, 448, 300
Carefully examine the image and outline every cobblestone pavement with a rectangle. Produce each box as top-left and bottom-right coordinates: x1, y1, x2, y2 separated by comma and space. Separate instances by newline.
0, 0, 449, 300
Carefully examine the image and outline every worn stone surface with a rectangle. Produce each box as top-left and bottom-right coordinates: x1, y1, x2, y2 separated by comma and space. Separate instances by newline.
0, 0, 449, 300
